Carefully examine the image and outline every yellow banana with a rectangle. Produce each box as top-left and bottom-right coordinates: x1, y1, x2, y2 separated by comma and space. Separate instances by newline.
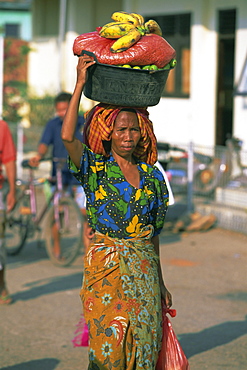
111, 11, 139, 26
130, 12, 145, 26
100, 21, 123, 32
100, 22, 136, 39
144, 19, 162, 36
110, 27, 141, 53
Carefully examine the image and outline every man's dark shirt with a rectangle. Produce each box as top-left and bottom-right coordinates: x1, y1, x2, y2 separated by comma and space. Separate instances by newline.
40, 115, 84, 186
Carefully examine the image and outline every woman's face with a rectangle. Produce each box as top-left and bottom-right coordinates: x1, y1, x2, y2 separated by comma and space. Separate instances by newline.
111, 111, 141, 158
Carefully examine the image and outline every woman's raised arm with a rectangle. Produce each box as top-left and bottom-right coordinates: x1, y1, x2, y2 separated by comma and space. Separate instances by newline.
61, 55, 95, 168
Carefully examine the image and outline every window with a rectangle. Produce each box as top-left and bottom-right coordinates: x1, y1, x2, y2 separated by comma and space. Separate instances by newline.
145, 13, 191, 98
5, 23, 20, 38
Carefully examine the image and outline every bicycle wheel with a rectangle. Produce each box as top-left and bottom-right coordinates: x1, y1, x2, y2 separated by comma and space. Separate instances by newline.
5, 193, 31, 255
44, 197, 83, 267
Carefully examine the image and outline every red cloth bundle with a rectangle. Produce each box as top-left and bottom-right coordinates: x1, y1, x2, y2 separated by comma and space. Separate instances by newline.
73, 30, 176, 68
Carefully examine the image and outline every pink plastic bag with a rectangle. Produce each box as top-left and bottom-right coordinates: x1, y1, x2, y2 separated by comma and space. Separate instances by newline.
72, 314, 89, 347
156, 301, 190, 370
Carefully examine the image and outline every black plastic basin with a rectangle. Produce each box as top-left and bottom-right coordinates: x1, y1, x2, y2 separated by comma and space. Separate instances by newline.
81, 50, 172, 107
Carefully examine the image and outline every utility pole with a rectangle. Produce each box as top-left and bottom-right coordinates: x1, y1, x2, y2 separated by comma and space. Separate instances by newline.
58, 0, 67, 91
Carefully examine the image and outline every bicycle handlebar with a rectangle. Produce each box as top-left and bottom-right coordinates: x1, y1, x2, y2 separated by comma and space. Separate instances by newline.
22, 157, 67, 169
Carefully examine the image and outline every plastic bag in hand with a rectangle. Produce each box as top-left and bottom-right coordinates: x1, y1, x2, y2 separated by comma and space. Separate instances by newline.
71, 314, 89, 347
156, 301, 190, 370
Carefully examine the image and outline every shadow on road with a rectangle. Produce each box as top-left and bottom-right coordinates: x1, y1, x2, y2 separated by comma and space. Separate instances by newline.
11, 272, 83, 302
6, 239, 84, 270
6, 239, 49, 269
166, 203, 189, 222
1, 358, 59, 369
217, 291, 247, 302
180, 316, 247, 358
159, 231, 181, 245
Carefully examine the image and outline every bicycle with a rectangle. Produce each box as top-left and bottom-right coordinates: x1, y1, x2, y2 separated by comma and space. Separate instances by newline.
4, 157, 83, 267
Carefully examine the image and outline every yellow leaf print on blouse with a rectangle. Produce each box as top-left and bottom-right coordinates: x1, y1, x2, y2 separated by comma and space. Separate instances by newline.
90, 162, 104, 174
90, 165, 97, 173
135, 189, 142, 202
144, 186, 153, 196
95, 185, 107, 201
126, 215, 142, 237
95, 161, 104, 171
140, 163, 148, 172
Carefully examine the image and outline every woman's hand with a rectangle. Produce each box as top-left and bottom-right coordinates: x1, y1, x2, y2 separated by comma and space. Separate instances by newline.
160, 283, 172, 308
76, 54, 95, 86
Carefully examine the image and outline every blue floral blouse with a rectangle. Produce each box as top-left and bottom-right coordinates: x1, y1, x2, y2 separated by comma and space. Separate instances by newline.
69, 145, 169, 239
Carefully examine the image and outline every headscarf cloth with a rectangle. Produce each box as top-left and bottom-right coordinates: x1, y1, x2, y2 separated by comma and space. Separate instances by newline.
83, 103, 157, 165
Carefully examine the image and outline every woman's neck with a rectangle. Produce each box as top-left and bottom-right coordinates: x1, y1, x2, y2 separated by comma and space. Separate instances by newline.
111, 151, 140, 188
111, 150, 136, 166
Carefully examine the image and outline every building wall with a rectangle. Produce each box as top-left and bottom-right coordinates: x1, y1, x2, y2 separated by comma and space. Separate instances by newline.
0, 10, 31, 41
28, 0, 122, 108
28, 0, 247, 149
234, 0, 247, 147
32, 0, 59, 37
124, 0, 247, 150
62, 0, 122, 101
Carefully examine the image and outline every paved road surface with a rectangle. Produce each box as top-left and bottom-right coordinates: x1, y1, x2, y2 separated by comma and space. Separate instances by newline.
1, 227, 247, 369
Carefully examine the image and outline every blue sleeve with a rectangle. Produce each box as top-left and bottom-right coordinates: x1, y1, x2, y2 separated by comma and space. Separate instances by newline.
75, 115, 85, 142
39, 120, 54, 146
78, 115, 85, 126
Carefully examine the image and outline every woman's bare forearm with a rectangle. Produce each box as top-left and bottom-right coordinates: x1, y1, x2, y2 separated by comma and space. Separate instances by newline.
61, 55, 95, 168
61, 82, 83, 143
61, 83, 84, 168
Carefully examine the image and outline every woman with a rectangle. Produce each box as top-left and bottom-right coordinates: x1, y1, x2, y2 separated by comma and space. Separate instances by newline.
61, 55, 172, 369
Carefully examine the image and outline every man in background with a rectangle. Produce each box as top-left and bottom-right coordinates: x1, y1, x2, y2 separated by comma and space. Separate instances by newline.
29, 92, 91, 256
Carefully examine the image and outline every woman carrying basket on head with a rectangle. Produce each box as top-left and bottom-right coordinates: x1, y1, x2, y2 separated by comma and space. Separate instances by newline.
61, 54, 172, 369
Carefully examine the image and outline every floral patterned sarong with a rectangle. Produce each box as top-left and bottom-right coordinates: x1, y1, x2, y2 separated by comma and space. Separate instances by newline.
81, 225, 162, 369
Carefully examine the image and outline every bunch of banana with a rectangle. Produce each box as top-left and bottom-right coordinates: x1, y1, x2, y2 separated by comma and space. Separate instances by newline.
144, 19, 163, 36
99, 11, 163, 53
111, 11, 144, 27
100, 22, 136, 38
110, 27, 143, 53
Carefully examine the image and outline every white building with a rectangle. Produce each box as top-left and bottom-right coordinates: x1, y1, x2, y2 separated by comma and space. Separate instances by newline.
0, 0, 32, 41
28, 0, 247, 150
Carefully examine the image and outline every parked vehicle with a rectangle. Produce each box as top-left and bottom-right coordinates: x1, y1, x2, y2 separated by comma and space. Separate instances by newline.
157, 142, 214, 195
222, 136, 247, 187
157, 137, 247, 196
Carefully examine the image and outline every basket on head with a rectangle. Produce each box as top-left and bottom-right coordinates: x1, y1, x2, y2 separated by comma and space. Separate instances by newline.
81, 50, 173, 107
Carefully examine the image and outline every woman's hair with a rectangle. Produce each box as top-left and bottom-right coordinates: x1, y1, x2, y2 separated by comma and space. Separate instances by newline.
102, 139, 112, 154
119, 108, 137, 114
83, 103, 158, 165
